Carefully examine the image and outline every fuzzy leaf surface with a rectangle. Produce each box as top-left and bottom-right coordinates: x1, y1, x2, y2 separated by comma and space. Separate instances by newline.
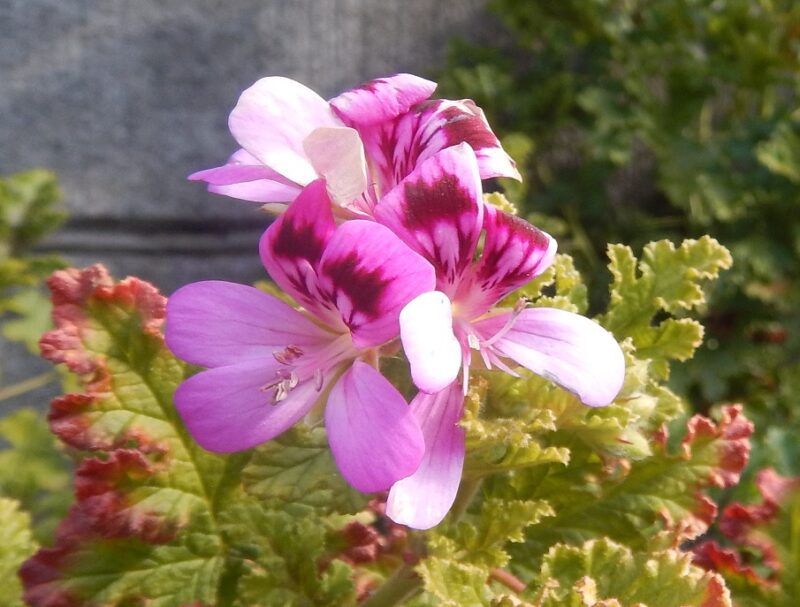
0, 498, 37, 607
529, 538, 731, 607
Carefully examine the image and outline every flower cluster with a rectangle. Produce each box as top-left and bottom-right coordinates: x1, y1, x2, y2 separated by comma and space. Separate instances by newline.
166, 74, 625, 529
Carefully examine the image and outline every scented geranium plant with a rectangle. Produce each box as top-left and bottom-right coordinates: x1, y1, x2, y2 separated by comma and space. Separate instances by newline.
0, 76, 757, 606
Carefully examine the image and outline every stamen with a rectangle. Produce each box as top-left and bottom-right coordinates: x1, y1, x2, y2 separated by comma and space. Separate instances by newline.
482, 298, 528, 347
274, 381, 290, 403
467, 333, 481, 350
313, 368, 323, 391
273, 345, 304, 365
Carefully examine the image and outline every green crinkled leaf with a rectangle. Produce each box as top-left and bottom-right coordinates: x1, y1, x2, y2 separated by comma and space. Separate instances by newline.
243, 425, 367, 514
462, 377, 569, 478
0, 498, 37, 607
224, 502, 356, 607
417, 558, 494, 607
428, 498, 555, 570
599, 237, 731, 378
506, 254, 589, 314
0, 408, 71, 543
529, 538, 730, 607
498, 405, 751, 568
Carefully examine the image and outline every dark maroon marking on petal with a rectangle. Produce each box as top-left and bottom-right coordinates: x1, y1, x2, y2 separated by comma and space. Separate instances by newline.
271, 217, 327, 267
438, 101, 501, 151
401, 174, 477, 284
402, 174, 474, 229
477, 211, 552, 295
320, 252, 391, 326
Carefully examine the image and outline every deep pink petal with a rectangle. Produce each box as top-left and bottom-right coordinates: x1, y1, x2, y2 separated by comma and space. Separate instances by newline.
165, 281, 329, 369
386, 385, 465, 529
302, 126, 368, 207
409, 99, 521, 181
175, 359, 328, 452
459, 207, 556, 316
477, 307, 625, 407
325, 361, 425, 492
229, 77, 341, 185
330, 73, 436, 126
374, 144, 483, 293
399, 291, 461, 393
260, 180, 338, 322
359, 98, 519, 194
317, 220, 436, 348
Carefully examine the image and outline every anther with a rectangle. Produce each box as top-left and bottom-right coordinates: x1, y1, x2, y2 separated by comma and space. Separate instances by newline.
273, 345, 304, 365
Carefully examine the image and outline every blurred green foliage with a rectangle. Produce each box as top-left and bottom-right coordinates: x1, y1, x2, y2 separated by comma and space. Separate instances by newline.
439, 0, 800, 460
0, 170, 71, 550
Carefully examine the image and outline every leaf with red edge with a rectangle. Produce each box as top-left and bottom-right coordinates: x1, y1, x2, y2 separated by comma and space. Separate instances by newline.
498, 405, 753, 567
693, 469, 800, 607
21, 265, 250, 606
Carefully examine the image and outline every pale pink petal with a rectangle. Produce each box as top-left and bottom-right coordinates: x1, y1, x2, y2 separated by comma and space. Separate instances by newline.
317, 220, 436, 348
175, 359, 328, 452
165, 281, 329, 369
229, 77, 342, 185
374, 144, 483, 292
260, 180, 338, 322
477, 308, 625, 407
330, 73, 436, 126
302, 127, 368, 207
325, 361, 425, 492
206, 179, 301, 204
399, 291, 461, 393
386, 385, 465, 529
459, 207, 557, 317
189, 149, 302, 203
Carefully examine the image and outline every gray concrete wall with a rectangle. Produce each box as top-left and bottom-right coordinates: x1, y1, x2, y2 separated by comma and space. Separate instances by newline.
1, 0, 497, 411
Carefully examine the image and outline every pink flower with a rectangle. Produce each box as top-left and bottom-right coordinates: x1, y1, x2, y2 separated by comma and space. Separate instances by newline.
165, 180, 436, 492
372, 144, 626, 528
190, 74, 519, 216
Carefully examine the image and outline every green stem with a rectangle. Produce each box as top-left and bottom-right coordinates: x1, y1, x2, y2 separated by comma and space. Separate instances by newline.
0, 371, 58, 404
449, 475, 484, 523
360, 565, 422, 607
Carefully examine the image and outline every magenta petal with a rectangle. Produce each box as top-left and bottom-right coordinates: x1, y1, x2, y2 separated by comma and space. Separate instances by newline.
386, 385, 465, 529
325, 361, 424, 492
399, 291, 461, 393
461, 207, 556, 315
374, 144, 483, 291
412, 99, 521, 181
317, 220, 436, 348
175, 359, 325, 452
165, 281, 328, 368
479, 308, 625, 407
260, 180, 337, 319
229, 77, 341, 185
330, 73, 436, 126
